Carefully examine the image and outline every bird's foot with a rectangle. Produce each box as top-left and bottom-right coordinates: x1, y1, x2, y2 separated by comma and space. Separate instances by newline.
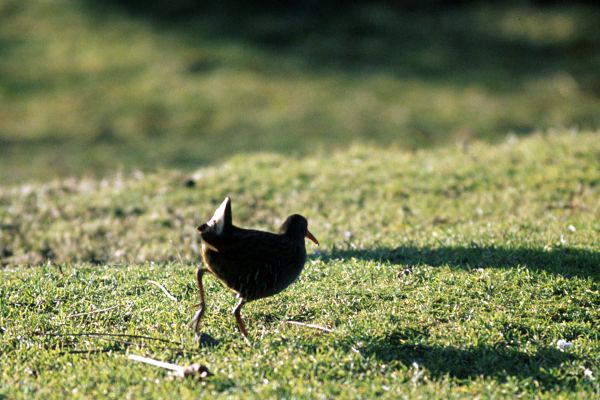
190, 302, 205, 333
238, 323, 249, 338
241, 334, 252, 346
236, 316, 251, 346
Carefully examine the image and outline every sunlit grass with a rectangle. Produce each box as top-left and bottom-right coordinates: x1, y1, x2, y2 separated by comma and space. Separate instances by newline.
1, 2, 598, 397
1, 132, 599, 398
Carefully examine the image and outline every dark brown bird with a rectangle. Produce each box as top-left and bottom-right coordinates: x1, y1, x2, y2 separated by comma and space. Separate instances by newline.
191, 197, 319, 337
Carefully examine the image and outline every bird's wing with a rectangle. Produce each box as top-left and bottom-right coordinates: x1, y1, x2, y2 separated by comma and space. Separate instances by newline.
204, 230, 298, 274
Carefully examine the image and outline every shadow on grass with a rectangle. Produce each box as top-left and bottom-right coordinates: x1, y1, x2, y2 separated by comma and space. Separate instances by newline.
24, 332, 203, 356
3, 1, 600, 183
197, 333, 220, 348
351, 329, 574, 390
86, 1, 600, 97
284, 327, 576, 390
318, 245, 600, 279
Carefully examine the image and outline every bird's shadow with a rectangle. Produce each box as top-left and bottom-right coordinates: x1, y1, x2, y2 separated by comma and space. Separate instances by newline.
196, 333, 220, 348
271, 326, 577, 390
342, 328, 575, 391
316, 245, 599, 280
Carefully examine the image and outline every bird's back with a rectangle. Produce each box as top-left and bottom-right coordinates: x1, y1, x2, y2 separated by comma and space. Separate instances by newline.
201, 227, 307, 301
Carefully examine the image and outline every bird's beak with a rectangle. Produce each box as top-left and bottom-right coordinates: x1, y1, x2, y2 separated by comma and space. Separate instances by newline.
305, 230, 319, 246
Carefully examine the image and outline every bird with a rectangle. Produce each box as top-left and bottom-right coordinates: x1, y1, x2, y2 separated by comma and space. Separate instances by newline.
191, 197, 319, 338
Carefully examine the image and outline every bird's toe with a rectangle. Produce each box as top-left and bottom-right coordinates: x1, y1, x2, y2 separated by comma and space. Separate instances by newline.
190, 306, 205, 333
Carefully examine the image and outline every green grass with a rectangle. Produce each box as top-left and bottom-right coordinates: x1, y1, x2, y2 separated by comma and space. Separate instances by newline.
1, 2, 599, 397
1, 1, 600, 183
1, 132, 599, 398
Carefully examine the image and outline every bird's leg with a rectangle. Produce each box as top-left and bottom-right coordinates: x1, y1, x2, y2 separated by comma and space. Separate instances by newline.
191, 268, 209, 335
233, 296, 248, 337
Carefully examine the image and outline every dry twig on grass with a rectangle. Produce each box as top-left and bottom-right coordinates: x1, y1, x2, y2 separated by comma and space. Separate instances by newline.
67, 304, 119, 318
128, 354, 211, 379
147, 280, 177, 302
286, 321, 333, 333
35, 331, 183, 345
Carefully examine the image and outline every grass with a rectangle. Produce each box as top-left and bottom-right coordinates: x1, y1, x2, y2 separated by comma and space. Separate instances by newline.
1, 1, 599, 397
1, 1, 600, 183
1, 132, 599, 398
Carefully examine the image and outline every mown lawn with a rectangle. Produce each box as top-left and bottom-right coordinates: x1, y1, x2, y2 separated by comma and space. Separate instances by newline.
1, 0, 600, 183
1, 133, 598, 398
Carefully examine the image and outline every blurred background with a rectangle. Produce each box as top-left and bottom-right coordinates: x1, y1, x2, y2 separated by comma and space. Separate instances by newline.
1, 0, 599, 184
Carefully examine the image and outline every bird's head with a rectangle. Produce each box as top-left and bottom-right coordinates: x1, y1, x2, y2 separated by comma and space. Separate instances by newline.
280, 214, 319, 245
